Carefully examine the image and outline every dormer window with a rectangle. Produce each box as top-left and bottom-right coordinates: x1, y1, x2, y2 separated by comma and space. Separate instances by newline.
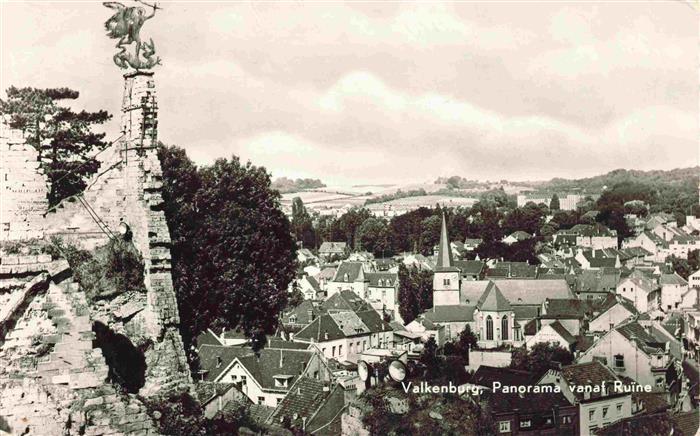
344, 273, 349, 282
216, 356, 223, 368
289, 315, 297, 323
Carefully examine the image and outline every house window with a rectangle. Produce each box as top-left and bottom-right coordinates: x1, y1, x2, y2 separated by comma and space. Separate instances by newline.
498, 421, 511, 433
602, 407, 609, 418
443, 278, 451, 286
241, 375, 247, 385
589, 409, 595, 421
486, 315, 493, 340
562, 416, 572, 424
258, 396, 265, 405
614, 354, 625, 369
277, 398, 283, 405
332, 346, 336, 356
520, 419, 532, 429
616, 404, 623, 415
655, 377, 664, 388
338, 345, 343, 356
349, 343, 354, 354
501, 315, 508, 341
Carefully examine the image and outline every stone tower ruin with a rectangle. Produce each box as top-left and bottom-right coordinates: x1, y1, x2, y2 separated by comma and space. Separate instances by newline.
0, 71, 191, 435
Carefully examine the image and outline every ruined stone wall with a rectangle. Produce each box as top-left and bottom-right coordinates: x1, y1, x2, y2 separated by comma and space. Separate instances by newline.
0, 71, 192, 434
0, 121, 48, 241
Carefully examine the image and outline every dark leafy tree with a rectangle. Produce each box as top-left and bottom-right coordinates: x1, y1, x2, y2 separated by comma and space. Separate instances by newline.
397, 264, 433, 324
549, 193, 560, 211
330, 208, 372, 250
420, 215, 442, 255
158, 145, 297, 352
291, 197, 316, 249
510, 342, 574, 375
456, 324, 479, 357
357, 217, 391, 256
0, 86, 111, 206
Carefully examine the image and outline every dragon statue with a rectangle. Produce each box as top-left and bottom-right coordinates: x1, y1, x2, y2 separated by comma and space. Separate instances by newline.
103, 1, 161, 70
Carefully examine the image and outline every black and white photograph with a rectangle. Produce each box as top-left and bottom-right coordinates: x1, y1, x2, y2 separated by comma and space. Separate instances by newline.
0, 1, 699, 435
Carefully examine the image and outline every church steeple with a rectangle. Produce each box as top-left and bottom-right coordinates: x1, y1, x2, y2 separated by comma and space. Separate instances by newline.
436, 213, 454, 271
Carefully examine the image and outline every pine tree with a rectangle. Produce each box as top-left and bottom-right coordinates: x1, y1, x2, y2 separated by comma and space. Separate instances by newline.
1, 86, 112, 206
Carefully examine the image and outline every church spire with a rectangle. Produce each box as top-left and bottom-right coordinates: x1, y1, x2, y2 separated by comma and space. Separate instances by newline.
436, 212, 454, 270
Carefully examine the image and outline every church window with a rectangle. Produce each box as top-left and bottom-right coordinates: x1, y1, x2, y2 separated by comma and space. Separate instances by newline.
501, 315, 508, 340
486, 315, 493, 340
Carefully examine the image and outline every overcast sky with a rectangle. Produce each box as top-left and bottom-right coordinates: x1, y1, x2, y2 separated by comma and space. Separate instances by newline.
1, 1, 697, 186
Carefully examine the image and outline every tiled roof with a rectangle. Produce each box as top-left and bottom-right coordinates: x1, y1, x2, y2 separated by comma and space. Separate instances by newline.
659, 273, 688, 286
488, 391, 571, 415
355, 310, 392, 333
486, 262, 538, 278
453, 260, 485, 275
235, 348, 315, 391
476, 282, 511, 311
471, 365, 532, 387
542, 298, 588, 319
616, 322, 666, 356
424, 305, 475, 323
196, 329, 223, 348
318, 267, 337, 280
508, 231, 532, 240
561, 361, 619, 401
570, 223, 615, 237
330, 312, 371, 337
322, 290, 371, 313
283, 300, 324, 325
268, 376, 327, 425
295, 314, 346, 342
492, 279, 573, 305
365, 272, 398, 288
513, 305, 540, 321
199, 345, 254, 381
547, 321, 576, 344
672, 410, 700, 436
319, 242, 347, 253
332, 262, 365, 283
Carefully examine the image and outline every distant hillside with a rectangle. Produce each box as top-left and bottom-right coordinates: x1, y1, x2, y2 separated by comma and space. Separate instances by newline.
271, 177, 326, 194
532, 167, 698, 193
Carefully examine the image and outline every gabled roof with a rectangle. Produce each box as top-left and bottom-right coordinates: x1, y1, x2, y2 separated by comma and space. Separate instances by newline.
198, 345, 254, 382
235, 348, 315, 391
283, 300, 324, 325
355, 309, 392, 333
560, 361, 620, 401
317, 267, 338, 280
492, 279, 573, 305
570, 223, 615, 237
365, 272, 398, 288
616, 322, 667, 356
542, 298, 588, 320
486, 261, 538, 279
453, 260, 485, 275
332, 261, 365, 283
507, 230, 532, 241
319, 241, 347, 253
671, 410, 700, 436
547, 321, 576, 344
476, 282, 511, 311
425, 305, 476, 323
322, 290, 372, 313
268, 376, 334, 429
659, 273, 688, 286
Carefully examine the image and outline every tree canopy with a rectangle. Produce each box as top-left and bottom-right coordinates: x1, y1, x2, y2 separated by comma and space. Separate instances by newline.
158, 145, 297, 352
